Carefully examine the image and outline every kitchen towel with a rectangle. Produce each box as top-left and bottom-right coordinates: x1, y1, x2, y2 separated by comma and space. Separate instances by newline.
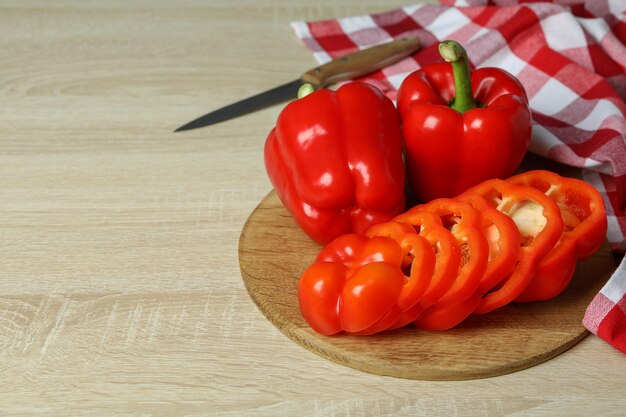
584, 254, 626, 354
291, 0, 626, 353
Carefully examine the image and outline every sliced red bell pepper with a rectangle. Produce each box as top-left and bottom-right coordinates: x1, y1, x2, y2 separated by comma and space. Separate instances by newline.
457, 193, 523, 296
459, 179, 564, 314
298, 170, 606, 334
299, 234, 402, 335
373, 209, 462, 329
353, 231, 436, 335
415, 199, 489, 307
397, 40, 531, 202
508, 170, 608, 301
415, 194, 521, 330
391, 209, 461, 308
265, 82, 405, 244
298, 232, 436, 335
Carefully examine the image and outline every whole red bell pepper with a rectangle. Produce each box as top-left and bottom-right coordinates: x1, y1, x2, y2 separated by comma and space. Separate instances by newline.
264, 82, 405, 245
397, 40, 532, 202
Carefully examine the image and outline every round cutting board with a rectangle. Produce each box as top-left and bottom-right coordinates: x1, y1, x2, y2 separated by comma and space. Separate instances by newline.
238, 191, 619, 380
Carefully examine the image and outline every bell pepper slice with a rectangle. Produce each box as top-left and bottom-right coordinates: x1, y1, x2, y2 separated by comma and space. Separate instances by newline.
459, 179, 564, 314
457, 193, 522, 295
360, 221, 441, 333
416, 194, 522, 330
416, 199, 489, 307
508, 170, 608, 301
395, 233, 438, 311
375, 209, 462, 329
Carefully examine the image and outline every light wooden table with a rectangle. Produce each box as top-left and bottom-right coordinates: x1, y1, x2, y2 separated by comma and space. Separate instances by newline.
1, 1, 625, 416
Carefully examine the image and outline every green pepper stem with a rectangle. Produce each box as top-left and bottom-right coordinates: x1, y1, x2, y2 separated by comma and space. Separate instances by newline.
298, 83, 316, 99
438, 40, 477, 113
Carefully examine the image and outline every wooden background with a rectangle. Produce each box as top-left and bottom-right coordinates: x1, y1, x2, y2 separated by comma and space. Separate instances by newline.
1, 1, 625, 416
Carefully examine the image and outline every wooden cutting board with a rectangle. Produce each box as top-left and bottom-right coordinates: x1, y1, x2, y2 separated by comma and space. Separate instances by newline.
238, 191, 619, 381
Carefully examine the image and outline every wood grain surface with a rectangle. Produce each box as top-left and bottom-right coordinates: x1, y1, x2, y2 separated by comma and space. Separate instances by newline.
239, 192, 619, 381
1, 1, 626, 416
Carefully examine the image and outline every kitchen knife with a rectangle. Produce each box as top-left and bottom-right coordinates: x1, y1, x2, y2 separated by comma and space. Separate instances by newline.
174, 37, 420, 132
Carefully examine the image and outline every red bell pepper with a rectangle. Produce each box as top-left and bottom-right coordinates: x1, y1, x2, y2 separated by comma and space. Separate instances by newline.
508, 170, 607, 302
397, 40, 532, 202
264, 82, 405, 245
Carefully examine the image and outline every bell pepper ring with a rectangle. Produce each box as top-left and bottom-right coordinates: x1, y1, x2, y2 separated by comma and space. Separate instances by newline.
456, 193, 522, 296
416, 194, 521, 330
459, 179, 564, 314
373, 209, 462, 329
397, 40, 531, 201
264, 82, 405, 245
390, 209, 461, 308
413, 199, 489, 309
508, 170, 608, 302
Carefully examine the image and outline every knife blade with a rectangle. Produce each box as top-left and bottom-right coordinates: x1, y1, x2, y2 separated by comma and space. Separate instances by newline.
174, 36, 420, 132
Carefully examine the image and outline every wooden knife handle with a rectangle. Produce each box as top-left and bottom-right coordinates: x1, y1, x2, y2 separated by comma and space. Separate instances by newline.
300, 37, 420, 88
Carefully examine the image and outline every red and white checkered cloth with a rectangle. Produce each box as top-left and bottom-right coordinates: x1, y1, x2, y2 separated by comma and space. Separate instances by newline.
291, 0, 626, 353
584, 255, 626, 354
